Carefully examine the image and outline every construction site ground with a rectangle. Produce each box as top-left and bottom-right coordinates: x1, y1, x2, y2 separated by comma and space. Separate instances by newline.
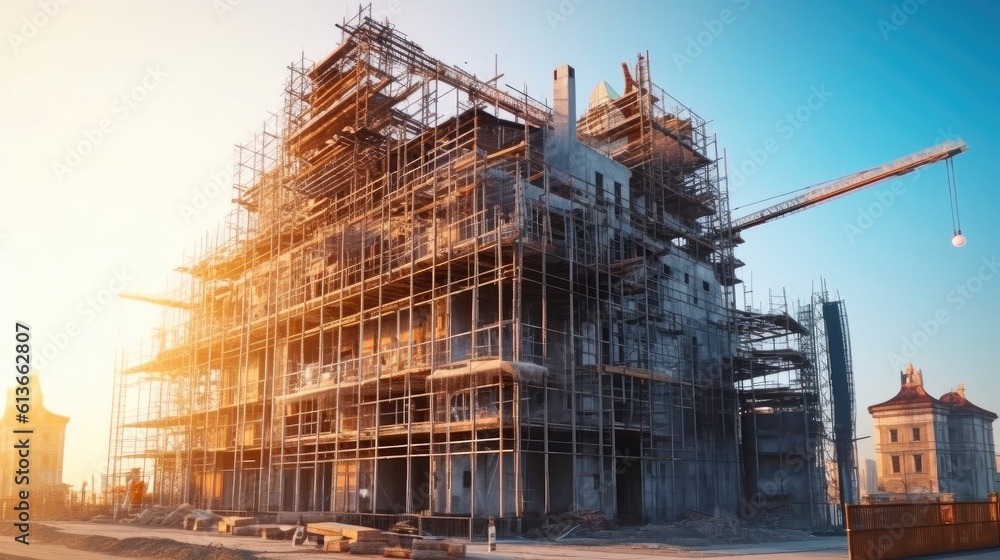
0, 520, 852, 560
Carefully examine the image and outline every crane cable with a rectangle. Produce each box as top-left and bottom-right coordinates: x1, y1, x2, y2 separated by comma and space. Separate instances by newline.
730, 171, 856, 212
946, 157, 965, 247
946, 157, 961, 231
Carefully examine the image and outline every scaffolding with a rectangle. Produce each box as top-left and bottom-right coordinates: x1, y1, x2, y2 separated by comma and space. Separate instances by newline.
110, 7, 746, 532
733, 282, 857, 532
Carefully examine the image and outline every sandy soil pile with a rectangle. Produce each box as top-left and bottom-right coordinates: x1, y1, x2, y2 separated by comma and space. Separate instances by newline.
1, 523, 260, 559
91, 503, 222, 529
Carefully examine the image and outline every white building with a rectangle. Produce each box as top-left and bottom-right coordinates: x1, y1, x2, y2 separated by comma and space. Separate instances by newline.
860, 458, 877, 498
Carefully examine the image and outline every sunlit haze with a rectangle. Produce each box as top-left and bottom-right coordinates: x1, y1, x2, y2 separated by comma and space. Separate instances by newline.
2, 0, 998, 490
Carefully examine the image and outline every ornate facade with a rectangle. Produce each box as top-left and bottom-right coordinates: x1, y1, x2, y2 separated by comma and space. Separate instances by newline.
868, 364, 997, 502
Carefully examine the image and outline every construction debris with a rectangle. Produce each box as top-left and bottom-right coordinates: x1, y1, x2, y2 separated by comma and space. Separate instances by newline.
308, 521, 385, 542
232, 525, 260, 537
411, 539, 466, 560
160, 504, 192, 527
528, 509, 613, 539
259, 525, 297, 540
383, 546, 414, 558
99, 503, 227, 533
183, 510, 222, 531
388, 520, 421, 535
324, 538, 352, 552
218, 516, 257, 533
349, 540, 390, 555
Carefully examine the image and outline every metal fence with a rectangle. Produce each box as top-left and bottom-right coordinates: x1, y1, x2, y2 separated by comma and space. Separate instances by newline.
414, 516, 519, 541
846, 499, 1000, 559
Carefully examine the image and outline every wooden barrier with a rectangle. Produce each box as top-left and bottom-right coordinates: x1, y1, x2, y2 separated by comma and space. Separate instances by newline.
846, 499, 1000, 559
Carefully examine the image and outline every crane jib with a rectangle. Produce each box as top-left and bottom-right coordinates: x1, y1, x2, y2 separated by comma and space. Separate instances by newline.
730, 139, 968, 232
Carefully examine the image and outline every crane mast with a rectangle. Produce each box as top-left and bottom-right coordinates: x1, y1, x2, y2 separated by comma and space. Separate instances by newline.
731, 139, 968, 232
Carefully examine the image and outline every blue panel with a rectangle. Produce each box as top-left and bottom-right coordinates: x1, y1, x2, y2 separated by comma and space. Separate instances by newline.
823, 301, 856, 506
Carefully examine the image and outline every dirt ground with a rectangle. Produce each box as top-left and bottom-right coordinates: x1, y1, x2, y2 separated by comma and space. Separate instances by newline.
586, 517, 817, 546
525, 510, 818, 547
0, 522, 260, 559
0, 513, 832, 560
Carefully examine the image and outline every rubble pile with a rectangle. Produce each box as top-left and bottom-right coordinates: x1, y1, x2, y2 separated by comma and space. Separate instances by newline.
527, 509, 614, 539
89, 503, 222, 529
389, 520, 421, 535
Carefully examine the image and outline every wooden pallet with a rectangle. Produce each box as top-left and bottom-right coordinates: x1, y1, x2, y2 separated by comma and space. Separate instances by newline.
307, 521, 385, 542
217, 516, 257, 533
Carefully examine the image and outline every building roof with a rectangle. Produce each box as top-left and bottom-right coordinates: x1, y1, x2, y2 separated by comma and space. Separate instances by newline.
868, 381, 942, 412
940, 389, 998, 420
869, 363, 943, 412
1, 374, 69, 426
867, 364, 997, 420
588, 80, 620, 110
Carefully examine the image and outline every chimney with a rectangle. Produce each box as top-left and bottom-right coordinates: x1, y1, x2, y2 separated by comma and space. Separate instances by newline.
956, 383, 966, 399
553, 64, 576, 148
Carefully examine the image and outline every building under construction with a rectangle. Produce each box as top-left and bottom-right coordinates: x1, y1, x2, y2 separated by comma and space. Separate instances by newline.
109, 11, 863, 533
735, 286, 858, 530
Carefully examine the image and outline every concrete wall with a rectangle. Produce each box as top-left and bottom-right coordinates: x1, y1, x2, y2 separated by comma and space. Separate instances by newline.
429, 453, 517, 517
741, 412, 820, 529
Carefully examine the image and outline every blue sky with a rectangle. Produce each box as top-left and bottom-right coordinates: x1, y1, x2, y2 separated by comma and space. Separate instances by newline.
1, 0, 997, 487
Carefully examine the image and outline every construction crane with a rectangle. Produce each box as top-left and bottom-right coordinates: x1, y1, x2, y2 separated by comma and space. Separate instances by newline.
727, 138, 969, 522
119, 293, 191, 309
730, 139, 968, 233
